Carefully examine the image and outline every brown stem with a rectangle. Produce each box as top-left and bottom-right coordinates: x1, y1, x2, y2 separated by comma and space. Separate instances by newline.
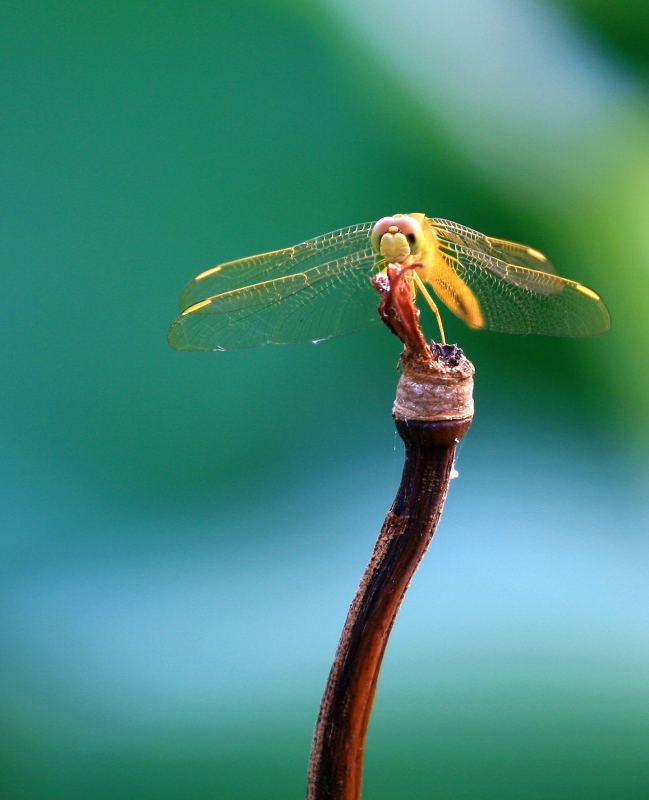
307, 414, 471, 800
306, 263, 475, 799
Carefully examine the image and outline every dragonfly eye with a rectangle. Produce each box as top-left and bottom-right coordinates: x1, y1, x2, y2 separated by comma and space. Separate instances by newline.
393, 215, 424, 256
371, 217, 395, 253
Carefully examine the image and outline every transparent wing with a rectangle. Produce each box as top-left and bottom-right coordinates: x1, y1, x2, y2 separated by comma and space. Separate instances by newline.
430, 218, 559, 274
168, 248, 383, 351
178, 222, 377, 310
420, 239, 610, 337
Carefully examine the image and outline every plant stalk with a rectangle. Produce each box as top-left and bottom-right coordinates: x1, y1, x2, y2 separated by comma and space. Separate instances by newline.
307, 264, 475, 799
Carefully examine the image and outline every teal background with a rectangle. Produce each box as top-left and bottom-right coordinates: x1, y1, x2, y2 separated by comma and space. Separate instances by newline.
1, 1, 648, 797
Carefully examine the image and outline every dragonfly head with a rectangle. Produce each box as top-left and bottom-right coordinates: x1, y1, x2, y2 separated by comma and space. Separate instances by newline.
371, 215, 425, 263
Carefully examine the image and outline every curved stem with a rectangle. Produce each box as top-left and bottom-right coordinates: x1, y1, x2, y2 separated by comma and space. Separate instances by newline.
307, 417, 471, 800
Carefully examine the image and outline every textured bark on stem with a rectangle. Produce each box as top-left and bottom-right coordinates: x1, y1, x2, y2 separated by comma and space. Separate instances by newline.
306, 265, 475, 799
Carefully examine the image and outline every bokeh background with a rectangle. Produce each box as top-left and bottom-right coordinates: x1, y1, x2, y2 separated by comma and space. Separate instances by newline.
2, 1, 649, 797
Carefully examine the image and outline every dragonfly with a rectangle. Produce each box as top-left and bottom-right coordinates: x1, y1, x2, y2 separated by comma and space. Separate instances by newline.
168, 213, 610, 351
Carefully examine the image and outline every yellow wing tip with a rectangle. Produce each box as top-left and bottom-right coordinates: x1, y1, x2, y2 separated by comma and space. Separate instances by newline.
194, 265, 222, 281
181, 298, 212, 315
526, 247, 547, 262
574, 283, 601, 301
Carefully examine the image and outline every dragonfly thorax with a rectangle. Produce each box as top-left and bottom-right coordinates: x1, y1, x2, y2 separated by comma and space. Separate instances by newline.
371, 215, 425, 263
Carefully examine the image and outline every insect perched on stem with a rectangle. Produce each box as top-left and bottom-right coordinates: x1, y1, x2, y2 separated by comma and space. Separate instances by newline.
168, 214, 610, 350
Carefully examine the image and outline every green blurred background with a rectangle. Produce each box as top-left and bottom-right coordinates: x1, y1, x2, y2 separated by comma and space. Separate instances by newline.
2, 1, 649, 797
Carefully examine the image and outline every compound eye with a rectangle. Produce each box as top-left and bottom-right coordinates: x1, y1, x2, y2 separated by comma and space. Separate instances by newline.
371, 217, 396, 253
394, 215, 424, 255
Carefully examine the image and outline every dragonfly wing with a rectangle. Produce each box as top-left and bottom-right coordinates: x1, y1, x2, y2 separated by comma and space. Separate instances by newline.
178, 248, 292, 310
178, 222, 377, 310
168, 249, 382, 351
422, 243, 610, 337
430, 218, 559, 274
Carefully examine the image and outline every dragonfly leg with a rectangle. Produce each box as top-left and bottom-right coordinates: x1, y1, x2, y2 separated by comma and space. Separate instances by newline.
413, 272, 446, 344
